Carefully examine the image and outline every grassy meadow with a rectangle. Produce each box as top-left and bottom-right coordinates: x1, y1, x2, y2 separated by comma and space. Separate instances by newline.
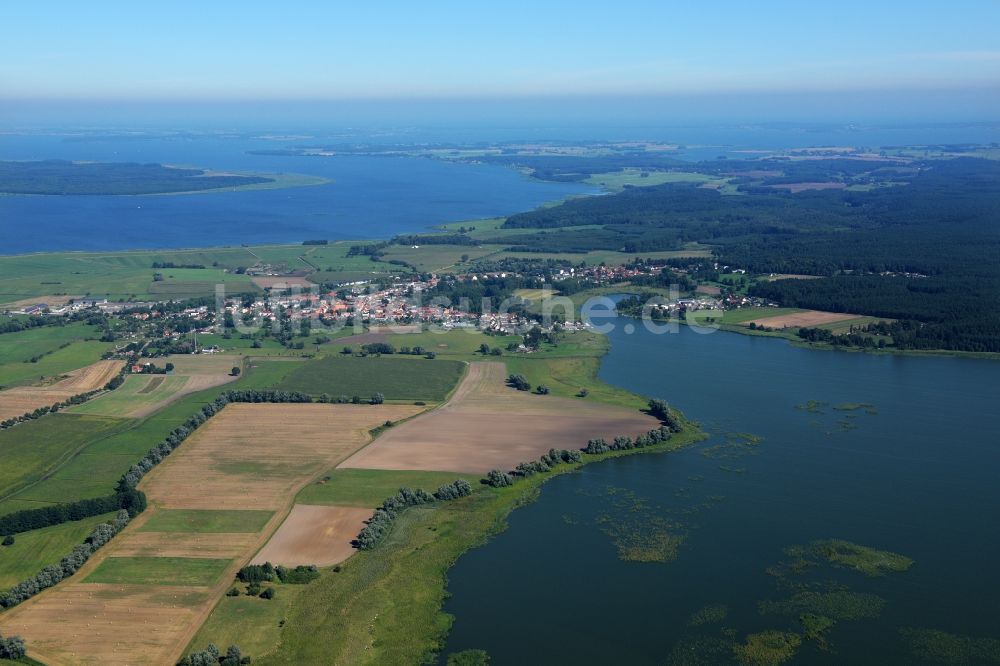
297, 469, 481, 508
385, 329, 521, 358
0, 323, 113, 388
85, 556, 233, 586
274, 355, 465, 402
68, 374, 189, 416
0, 241, 404, 302
583, 169, 732, 191
0, 414, 129, 503
138, 509, 274, 534
0, 512, 117, 588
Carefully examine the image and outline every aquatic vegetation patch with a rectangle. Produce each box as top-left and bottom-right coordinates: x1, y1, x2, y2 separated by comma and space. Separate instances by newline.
688, 603, 729, 626
591, 486, 689, 562
599, 516, 686, 562
832, 402, 876, 413
899, 628, 1000, 664
799, 613, 836, 650
795, 400, 827, 413
701, 432, 763, 460
732, 631, 802, 666
808, 539, 913, 577
759, 589, 885, 621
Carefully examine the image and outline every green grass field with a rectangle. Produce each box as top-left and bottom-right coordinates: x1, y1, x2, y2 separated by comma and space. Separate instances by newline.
0, 340, 115, 389
297, 469, 481, 508
394, 328, 644, 409
493, 246, 712, 266
0, 414, 129, 502
139, 509, 274, 533
188, 581, 309, 659
584, 169, 730, 191
0, 373, 272, 514
274, 355, 465, 402
0, 512, 117, 588
718, 307, 805, 324
0, 323, 114, 388
385, 329, 521, 358
0, 242, 399, 302
0, 251, 261, 301
69, 375, 189, 416
85, 557, 232, 586
237, 358, 308, 388
377, 244, 505, 272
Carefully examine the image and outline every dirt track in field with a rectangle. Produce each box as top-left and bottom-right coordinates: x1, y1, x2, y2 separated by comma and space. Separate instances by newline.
0, 359, 123, 420
252, 504, 373, 567
339, 362, 660, 474
746, 310, 860, 329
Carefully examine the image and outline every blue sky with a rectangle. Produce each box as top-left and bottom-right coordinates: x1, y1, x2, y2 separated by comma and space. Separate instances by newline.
3, 1, 998, 98
1, 1, 997, 123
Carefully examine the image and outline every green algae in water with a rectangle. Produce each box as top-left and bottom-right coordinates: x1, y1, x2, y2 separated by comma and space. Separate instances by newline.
899, 628, 1000, 665
795, 400, 827, 413
701, 432, 763, 460
759, 589, 885, 621
688, 603, 729, 627
799, 613, 836, 650
833, 402, 876, 412
733, 631, 802, 666
809, 539, 914, 577
602, 518, 686, 563
446, 649, 491, 666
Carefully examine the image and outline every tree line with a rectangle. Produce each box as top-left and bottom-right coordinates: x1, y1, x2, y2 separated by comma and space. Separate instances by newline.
482, 422, 681, 489
354, 480, 473, 550
178, 643, 250, 666
1, 509, 132, 609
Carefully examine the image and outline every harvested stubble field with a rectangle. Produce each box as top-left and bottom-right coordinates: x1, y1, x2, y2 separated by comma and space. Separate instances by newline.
746, 309, 861, 329
340, 362, 660, 474
0, 402, 422, 665
0, 584, 212, 666
252, 504, 373, 567
0, 359, 123, 421
141, 403, 422, 511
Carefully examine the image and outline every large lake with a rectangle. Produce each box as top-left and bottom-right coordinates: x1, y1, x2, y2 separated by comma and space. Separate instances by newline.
0, 135, 595, 254
441, 316, 1000, 664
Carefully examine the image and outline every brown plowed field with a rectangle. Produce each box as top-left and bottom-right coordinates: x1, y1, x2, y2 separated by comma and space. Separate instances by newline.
746, 310, 860, 329
252, 504, 373, 567
340, 362, 659, 474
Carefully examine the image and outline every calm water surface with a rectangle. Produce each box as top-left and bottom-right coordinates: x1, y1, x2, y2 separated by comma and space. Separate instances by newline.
441, 318, 1000, 664
0, 135, 595, 254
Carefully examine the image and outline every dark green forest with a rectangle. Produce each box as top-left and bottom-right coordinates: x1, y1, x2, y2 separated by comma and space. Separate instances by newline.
499, 157, 1000, 352
0, 160, 272, 195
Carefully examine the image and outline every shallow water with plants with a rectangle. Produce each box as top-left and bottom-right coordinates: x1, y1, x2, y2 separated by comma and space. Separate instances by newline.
441, 315, 1000, 664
